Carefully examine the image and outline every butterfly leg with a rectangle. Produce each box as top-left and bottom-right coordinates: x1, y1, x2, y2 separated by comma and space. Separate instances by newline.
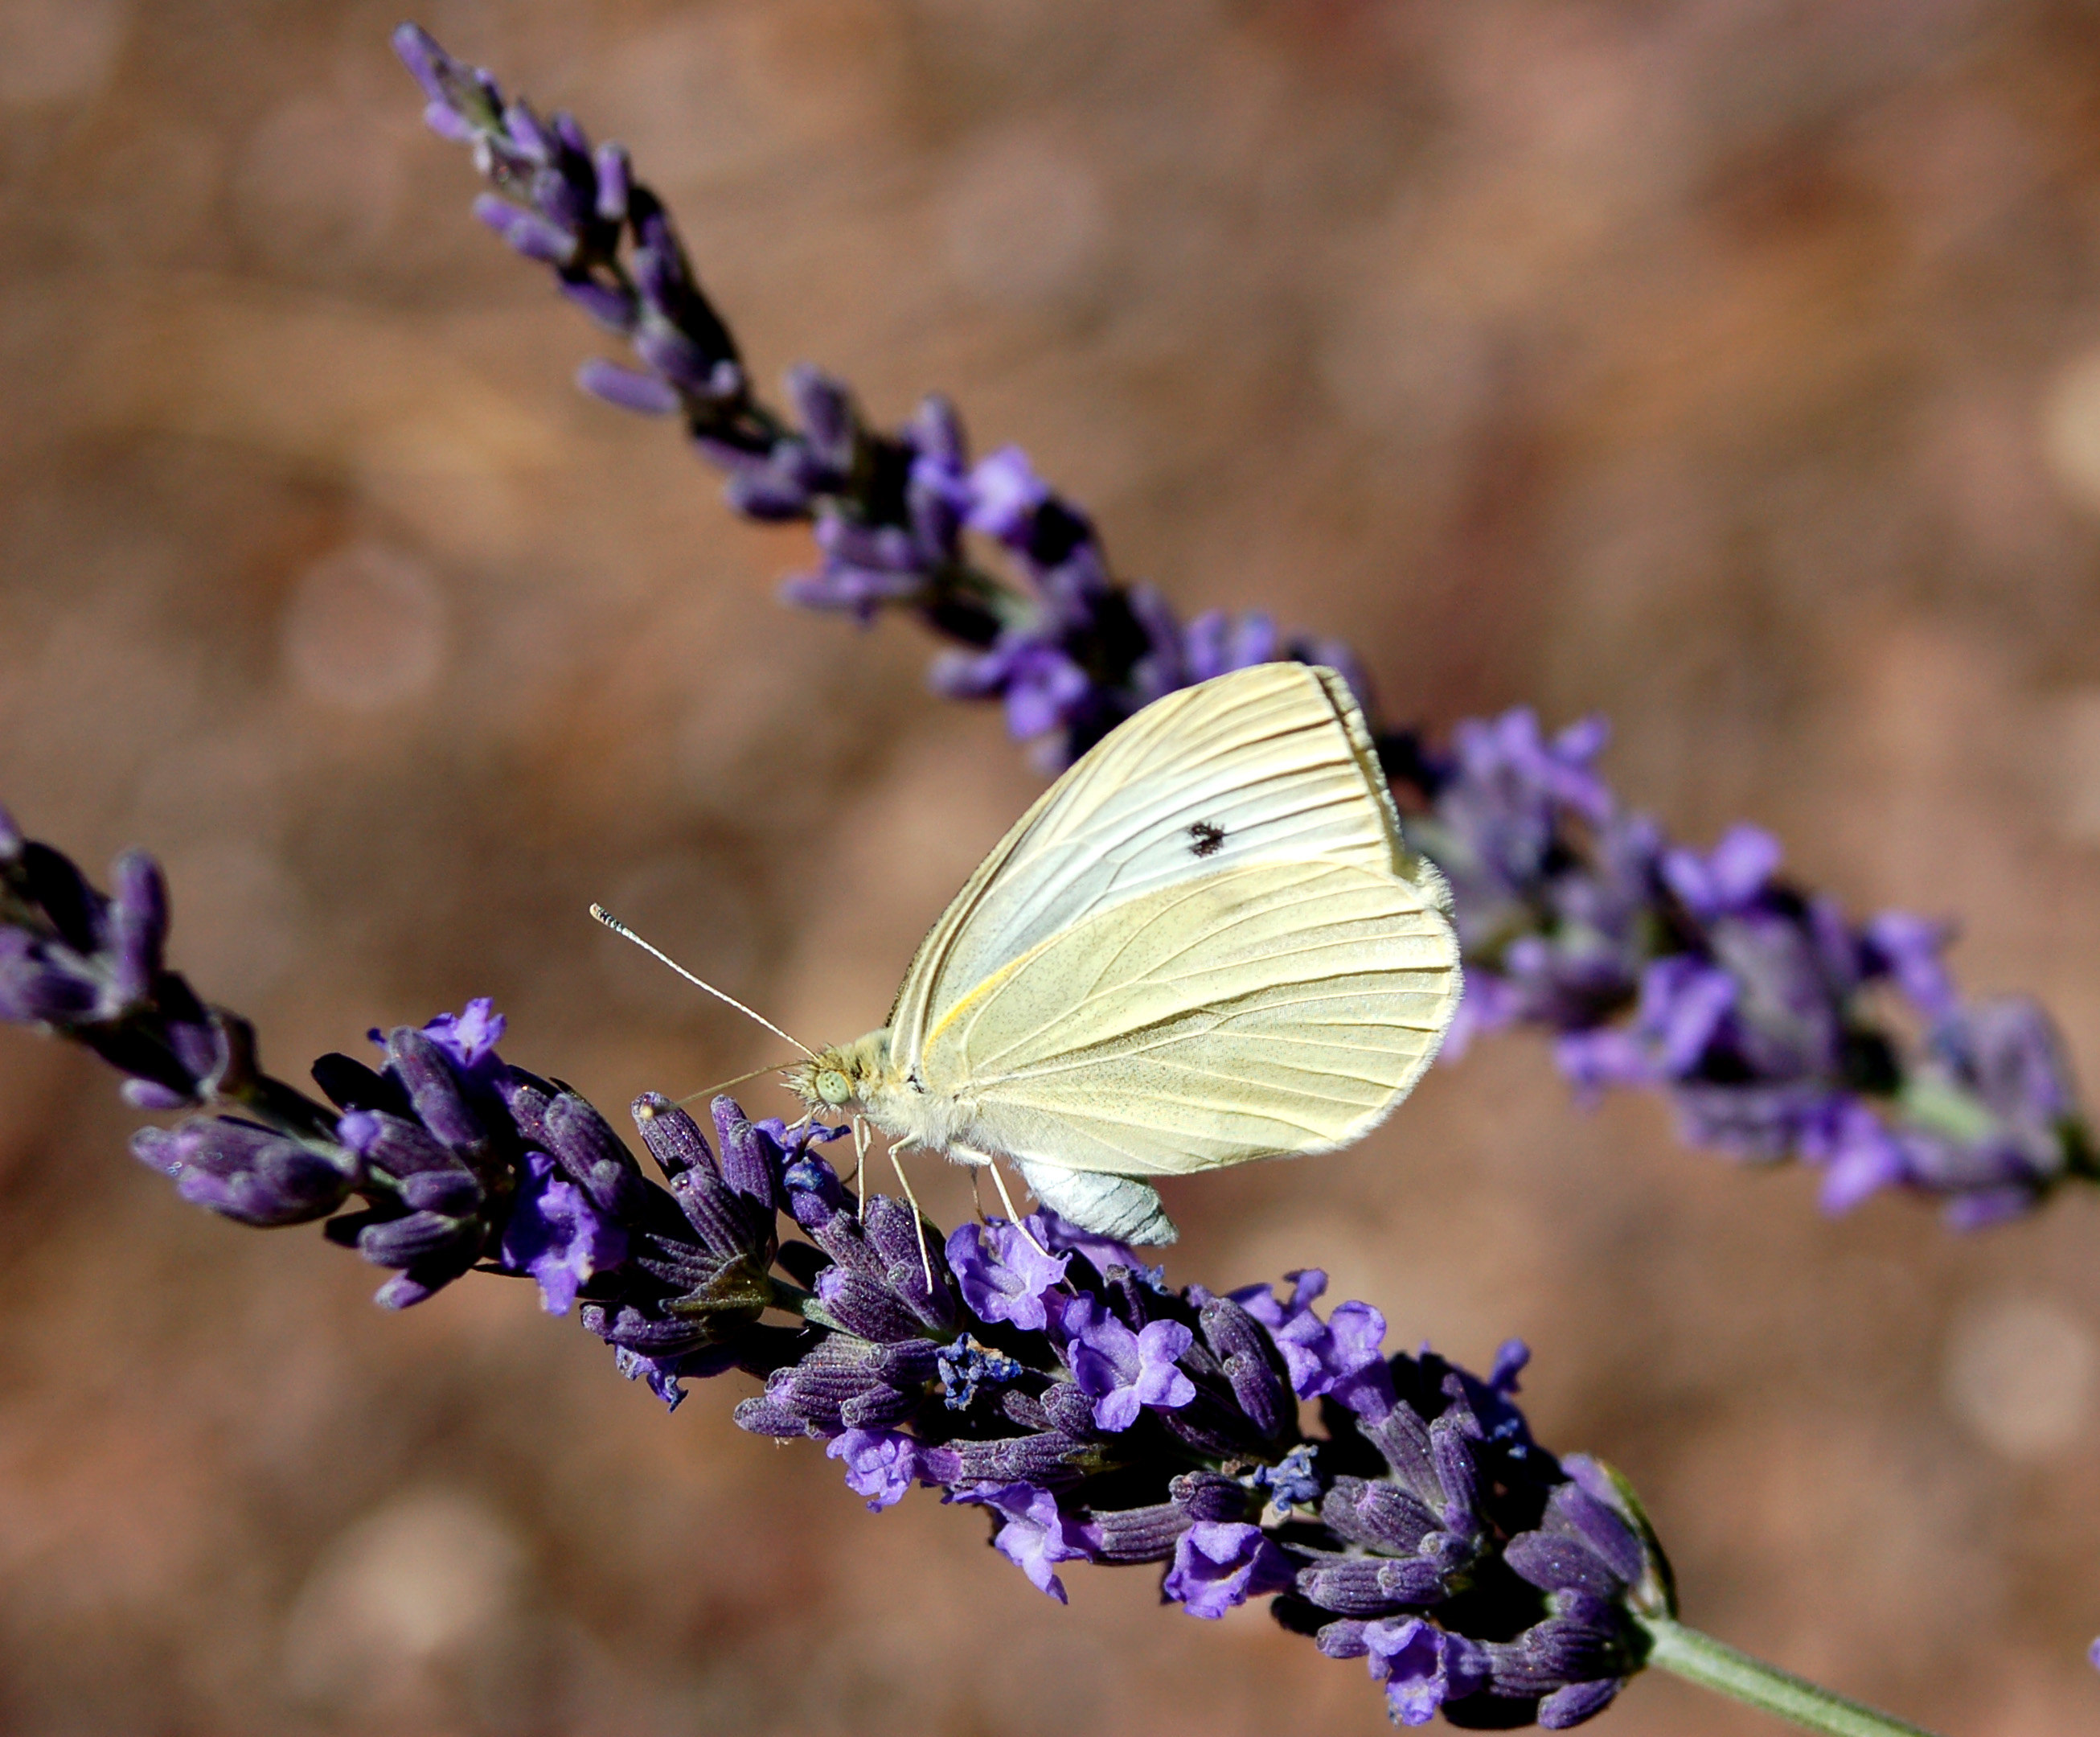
851, 1116, 871, 1218
884, 1142, 936, 1291
983, 1158, 1055, 1262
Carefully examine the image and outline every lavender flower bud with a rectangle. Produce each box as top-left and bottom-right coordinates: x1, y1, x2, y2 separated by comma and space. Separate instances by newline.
633, 1096, 772, 1258
1295, 1554, 1450, 1616
542, 1090, 646, 1218
500, 101, 550, 162
861, 1193, 958, 1333
0, 930, 97, 1024
471, 195, 578, 265
391, 24, 499, 132
381, 1028, 486, 1157
815, 1267, 928, 1345
784, 365, 856, 471
1541, 1472, 1647, 1587
1538, 1678, 1624, 1729
945, 1431, 1103, 1486
133, 1119, 355, 1226
560, 279, 638, 330
1198, 1291, 1290, 1439
577, 359, 679, 416
710, 1096, 781, 1206
1149, 1475, 1236, 1524
630, 322, 715, 391
105, 850, 166, 1005
593, 142, 630, 222
758, 1337, 937, 1435
1505, 1534, 1626, 1602
397, 1168, 482, 1214
357, 1209, 474, 1267
1360, 1401, 1441, 1507
1429, 1416, 1480, 1530
529, 164, 591, 232
1039, 1380, 1101, 1439
628, 1093, 708, 1176
1320, 1476, 1441, 1554
1078, 1500, 1190, 1563
336, 1108, 457, 1180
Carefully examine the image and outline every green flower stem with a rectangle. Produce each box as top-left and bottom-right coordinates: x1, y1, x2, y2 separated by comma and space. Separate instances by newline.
1638, 1616, 1945, 1737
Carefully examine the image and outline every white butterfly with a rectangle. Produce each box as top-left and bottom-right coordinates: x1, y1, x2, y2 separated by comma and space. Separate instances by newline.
786, 660, 1462, 1246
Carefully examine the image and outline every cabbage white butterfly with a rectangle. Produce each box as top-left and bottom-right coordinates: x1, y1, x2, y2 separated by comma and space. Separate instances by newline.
786, 661, 1461, 1246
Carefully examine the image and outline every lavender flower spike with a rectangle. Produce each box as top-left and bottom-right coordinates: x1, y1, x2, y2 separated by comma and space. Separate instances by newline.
7, 784, 1952, 1734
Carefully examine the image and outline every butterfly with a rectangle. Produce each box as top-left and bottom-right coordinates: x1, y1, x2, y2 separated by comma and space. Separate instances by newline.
784, 660, 1462, 1247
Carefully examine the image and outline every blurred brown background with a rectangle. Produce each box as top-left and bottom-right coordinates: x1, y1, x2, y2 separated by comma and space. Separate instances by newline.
3, 0, 2100, 1731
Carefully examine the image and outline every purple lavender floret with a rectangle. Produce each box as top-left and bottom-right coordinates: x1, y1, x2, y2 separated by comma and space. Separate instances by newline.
0, 817, 260, 1111
947, 1218, 1069, 1331
1063, 1295, 1196, 1431
500, 1148, 628, 1314
1163, 1521, 1298, 1619
827, 1428, 924, 1512
1232, 1269, 1394, 1417
1032, 1209, 1165, 1288
1321, 1617, 1494, 1727
954, 1482, 1093, 1604
1391, 721, 2089, 1224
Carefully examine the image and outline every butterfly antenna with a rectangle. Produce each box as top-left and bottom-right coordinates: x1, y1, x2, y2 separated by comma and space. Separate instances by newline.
673, 1058, 798, 1108
589, 905, 817, 1058
986, 1160, 1053, 1261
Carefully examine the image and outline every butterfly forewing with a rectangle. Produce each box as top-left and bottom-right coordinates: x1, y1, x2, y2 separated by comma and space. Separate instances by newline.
887, 663, 1411, 1059
917, 859, 1458, 1176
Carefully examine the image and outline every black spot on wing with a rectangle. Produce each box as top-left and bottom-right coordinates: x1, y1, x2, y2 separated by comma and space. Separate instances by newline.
1187, 821, 1225, 857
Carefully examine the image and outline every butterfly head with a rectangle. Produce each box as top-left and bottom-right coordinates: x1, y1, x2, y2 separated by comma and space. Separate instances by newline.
785, 1030, 891, 1113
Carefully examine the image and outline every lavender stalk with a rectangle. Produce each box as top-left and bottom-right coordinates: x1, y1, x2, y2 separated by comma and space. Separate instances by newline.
392, 23, 2092, 1234
0, 806, 1945, 1733
1639, 1623, 1939, 1737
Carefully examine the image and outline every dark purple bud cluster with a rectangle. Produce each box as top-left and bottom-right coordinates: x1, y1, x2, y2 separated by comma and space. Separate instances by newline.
0, 804, 335, 1135
0, 807, 1665, 1726
395, 27, 2096, 1229
723, 1145, 1659, 1727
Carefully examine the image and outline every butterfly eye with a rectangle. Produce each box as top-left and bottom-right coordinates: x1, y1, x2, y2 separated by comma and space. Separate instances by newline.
815, 1068, 853, 1107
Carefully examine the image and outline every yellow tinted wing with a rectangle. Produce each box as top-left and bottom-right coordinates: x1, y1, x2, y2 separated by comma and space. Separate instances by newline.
887, 662, 1421, 1064
919, 859, 1459, 1176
